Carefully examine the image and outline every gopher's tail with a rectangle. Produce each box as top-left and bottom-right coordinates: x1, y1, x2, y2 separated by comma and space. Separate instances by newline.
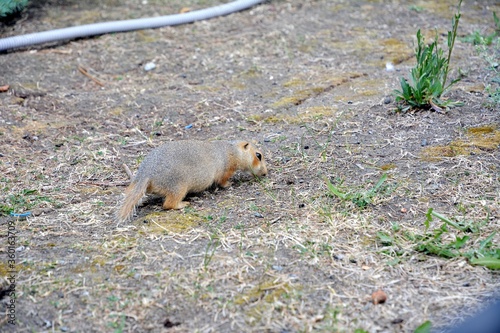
116, 177, 149, 225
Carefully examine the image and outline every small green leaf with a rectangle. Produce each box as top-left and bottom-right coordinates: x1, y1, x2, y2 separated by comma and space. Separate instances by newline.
424, 208, 433, 230
452, 236, 469, 249
325, 178, 347, 200
386, 258, 400, 266
470, 257, 500, 270
414, 320, 432, 333
377, 231, 393, 246
479, 232, 496, 251
430, 210, 464, 231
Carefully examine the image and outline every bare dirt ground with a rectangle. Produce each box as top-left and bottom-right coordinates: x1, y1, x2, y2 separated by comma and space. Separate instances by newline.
1, 0, 499, 332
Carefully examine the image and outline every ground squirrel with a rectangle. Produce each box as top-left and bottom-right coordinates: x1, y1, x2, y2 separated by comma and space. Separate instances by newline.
117, 140, 268, 223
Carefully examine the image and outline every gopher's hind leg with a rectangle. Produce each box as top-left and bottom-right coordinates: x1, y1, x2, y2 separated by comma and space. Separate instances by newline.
162, 188, 189, 210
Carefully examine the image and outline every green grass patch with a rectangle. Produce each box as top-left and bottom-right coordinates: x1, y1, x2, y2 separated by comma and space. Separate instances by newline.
0, 189, 53, 216
461, 12, 499, 46
462, 11, 500, 108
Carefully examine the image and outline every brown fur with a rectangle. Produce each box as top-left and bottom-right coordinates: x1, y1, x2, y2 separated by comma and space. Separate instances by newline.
116, 140, 267, 224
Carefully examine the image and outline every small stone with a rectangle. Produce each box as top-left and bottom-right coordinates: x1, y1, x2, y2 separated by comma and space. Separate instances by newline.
400, 207, 407, 213
60, 327, 69, 332
372, 289, 387, 304
383, 96, 392, 104
333, 254, 344, 260
144, 62, 156, 71
421, 139, 428, 146
272, 265, 283, 271
254, 212, 264, 218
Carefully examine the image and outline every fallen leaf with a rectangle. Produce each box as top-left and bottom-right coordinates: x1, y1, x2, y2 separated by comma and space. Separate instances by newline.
180, 7, 191, 13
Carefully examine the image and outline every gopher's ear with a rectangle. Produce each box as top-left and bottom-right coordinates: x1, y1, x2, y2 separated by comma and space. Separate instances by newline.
239, 141, 250, 150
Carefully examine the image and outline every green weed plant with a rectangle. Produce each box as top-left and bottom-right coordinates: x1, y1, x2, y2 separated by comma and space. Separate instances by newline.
377, 208, 500, 270
325, 174, 388, 209
394, 0, 463, 112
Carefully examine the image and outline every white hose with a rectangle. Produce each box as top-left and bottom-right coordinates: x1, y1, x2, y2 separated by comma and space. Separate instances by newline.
0, 0, 264, 52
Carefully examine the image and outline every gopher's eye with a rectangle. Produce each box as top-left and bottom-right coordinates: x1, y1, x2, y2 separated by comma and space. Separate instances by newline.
256, 152, 262, 161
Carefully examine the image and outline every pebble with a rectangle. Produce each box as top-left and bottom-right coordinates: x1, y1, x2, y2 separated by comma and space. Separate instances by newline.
272, 265, 283, 271
144, 62, 156, 71
383, 96, 392, 104
421, 139, 428, 146
253, 212, 264, 218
